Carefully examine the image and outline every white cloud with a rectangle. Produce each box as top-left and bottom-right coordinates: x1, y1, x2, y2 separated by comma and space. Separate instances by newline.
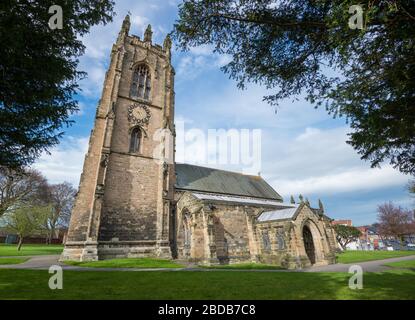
79, 64, 106, 97
177, 55, 211, 80
189, 44, 214, 56
178, 82, 330, 130
131, 14, 150, 35
167, 0, 181, 6
215, 54, 232, 67
176, 45, 232, 80
175, 115, 194, 124
75, 101, 87, 116
176, 79, 409, 199
33, 137, 89, 187
274, 166, 407, 197
173, 119, 409, 197
262, 126, 409, 197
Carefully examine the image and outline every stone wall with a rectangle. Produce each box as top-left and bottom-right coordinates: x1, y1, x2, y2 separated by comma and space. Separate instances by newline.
176, 192, 261, 265
254, 220, 291, 267
210, 204, 253, 264
255, 205, 337, 268
175, 192, 337, 269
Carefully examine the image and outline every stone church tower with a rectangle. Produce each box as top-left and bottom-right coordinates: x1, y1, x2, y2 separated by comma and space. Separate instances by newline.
62, 16, 175, 261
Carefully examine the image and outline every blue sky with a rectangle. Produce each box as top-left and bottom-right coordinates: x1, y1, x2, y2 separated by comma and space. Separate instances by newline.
33, 0, 414, 226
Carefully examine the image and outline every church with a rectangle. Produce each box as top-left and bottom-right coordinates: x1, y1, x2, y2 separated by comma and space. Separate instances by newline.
62, 16, 337, 269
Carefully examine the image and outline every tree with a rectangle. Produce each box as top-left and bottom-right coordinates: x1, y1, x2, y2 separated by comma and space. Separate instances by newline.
42, 182, 76, 244
333, 224, 362, 251
298, 194, 304, 203
0, 166, 48, 218
290, 195, 295, 204
1, 205, 49, 250
377, 202, 415, 248
0, 0, 115, 169
304, 198, 310, 207
173, 0, 415, 174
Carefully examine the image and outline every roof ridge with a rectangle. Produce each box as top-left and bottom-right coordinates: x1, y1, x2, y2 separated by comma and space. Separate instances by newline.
175, 163, 283, 201
175, 162, 262, 178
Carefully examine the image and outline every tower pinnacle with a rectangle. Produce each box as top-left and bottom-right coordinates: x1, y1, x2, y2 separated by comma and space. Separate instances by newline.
163, 34, 172, 51
117, 14, 131, 42
144, 24, 153, 42
122, 14, 131, 30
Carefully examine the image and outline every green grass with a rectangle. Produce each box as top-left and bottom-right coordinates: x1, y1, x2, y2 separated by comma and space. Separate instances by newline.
0, 257, 29, 265
64, 258, 185, 269
0, 244, 63, 257
336, 250, 415, 264
0, 268, 414, 299
200, 263, 284, 270
384, 259, 415, 269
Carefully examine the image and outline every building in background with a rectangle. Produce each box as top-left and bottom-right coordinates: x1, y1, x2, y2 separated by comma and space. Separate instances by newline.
331, 220, 352, 227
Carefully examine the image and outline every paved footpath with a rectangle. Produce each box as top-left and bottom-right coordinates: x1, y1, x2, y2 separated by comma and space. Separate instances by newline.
1, 254, 414, 273
302, 255, 415, 272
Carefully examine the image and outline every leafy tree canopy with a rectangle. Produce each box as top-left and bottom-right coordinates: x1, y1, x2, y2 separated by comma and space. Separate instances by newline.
0, 0, 115, 169
173, 0, 415, 174
333, 224, 361, 250
1, 204, 50, 250
0, 166, 48, 217
42, 181, 76, 243
377, 202, 415, 239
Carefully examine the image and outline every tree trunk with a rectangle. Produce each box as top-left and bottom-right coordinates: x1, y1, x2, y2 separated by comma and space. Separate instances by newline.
48, 228, 55, 245
337, 239, 346, 251
17, 236, 23, 251
343, 239, 353, 250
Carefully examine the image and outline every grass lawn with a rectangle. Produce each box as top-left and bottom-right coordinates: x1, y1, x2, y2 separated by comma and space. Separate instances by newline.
0, 244, 63, 257
64, 258, 185, 269
384, 259, 415, 269
200, 263, 284, 270
336, 250, 415, 264
0, 257, 29, 265
0, 268, 414, 299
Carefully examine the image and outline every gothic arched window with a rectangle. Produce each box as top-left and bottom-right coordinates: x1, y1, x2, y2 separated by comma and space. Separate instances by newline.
183, 213, 192, 249
262, 231, 271, 251
130, 65, 151, 100
129, 127, 142, 153
276, 229, 286, 250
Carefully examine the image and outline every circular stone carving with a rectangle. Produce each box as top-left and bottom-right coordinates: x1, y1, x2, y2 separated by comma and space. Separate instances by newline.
128, 103, 151, 126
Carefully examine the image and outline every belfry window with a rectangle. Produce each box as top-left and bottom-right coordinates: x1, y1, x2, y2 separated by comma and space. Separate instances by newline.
129, 127, 141, 153
130, 65, 151, 100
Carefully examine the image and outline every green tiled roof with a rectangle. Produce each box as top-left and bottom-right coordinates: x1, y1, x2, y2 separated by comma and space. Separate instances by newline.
175, 163, 283, 201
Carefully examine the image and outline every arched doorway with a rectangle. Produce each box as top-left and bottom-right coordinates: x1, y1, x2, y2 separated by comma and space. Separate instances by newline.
303, 226, 316, 264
